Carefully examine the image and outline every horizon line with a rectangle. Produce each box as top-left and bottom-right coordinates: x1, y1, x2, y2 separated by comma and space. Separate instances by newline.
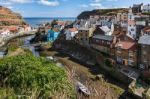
23, 17, 77, 18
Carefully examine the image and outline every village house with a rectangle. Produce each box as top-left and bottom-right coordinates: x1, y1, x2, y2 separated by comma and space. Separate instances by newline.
24, 25, 32, 31
116, 13, 128, 28
56, 21, 66, 30
73, 20, 81, 29
45, 25, 52, 33
89, 15, 99, 26
142, 4, 150, 13
132, 3, 143, 13
135, 14, 149, 38
0, 28, 10, 38
78, 19, 88, 28
64, 28, 78, 40
90, 34, 116, 57
127, 9, 149, 39
115, 41, 137, 67
96, 16, 116, 28
100, 23, 114, 36
8, 26, 18, 34
141, 26, 150, 36
75, 27, 94, 46
138, 35, 150, 70
127, 9, 137, 39
47, 29, 60, 42
18, 25, 32, 32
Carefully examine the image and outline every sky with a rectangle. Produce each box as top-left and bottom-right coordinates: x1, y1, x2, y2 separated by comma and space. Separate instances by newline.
0, 0, 150, 17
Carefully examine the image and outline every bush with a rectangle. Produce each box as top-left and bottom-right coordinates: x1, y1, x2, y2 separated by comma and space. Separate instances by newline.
0, 54, 75, 98
105, 59, 113, 67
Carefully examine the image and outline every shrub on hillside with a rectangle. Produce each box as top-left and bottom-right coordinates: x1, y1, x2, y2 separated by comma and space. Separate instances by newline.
0, 54, 75, 98
105, 59, 113, 68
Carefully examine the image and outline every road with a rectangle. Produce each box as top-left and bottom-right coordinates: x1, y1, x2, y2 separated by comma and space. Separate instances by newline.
0, 30, 36, 47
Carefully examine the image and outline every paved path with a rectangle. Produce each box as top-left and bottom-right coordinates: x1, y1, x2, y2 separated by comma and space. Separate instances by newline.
0, 30, 36, 47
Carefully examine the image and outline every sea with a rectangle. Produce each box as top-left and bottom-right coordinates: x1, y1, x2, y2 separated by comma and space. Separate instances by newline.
24, 17, 76, 28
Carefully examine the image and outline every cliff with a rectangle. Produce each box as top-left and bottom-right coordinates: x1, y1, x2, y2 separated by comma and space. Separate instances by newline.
77, 8, 129, 19
0, 6, 26, 26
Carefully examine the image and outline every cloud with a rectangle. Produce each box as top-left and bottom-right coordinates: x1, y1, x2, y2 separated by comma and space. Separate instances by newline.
79, 4, 89, 8
0, 2, 12, 5
8, 0, 32, 3
90, 3, 106, 9
92, 0, 101, 3
61, 0, 68, 1
106, 0, 117, 1
6, 6, 13, 9
38, 0, 59, 6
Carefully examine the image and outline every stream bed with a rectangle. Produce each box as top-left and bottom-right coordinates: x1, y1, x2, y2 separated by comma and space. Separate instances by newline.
22, 35, 40, 57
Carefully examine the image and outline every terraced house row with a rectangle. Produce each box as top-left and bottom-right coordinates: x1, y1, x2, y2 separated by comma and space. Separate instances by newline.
63, 4, 150, 78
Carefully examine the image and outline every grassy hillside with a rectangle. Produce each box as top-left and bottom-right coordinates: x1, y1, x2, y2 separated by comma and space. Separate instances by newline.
0, 6, 26, 26
0, 54, 75, 98
77, 8, 129, 19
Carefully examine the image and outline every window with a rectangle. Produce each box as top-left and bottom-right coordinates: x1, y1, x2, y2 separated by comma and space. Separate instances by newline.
96, 39, 99, 43
142, 45, 145, 48
143, 51, 147, 55
131, 29, 134, 31
130, 15, 132, 19
107, 42, 110, 45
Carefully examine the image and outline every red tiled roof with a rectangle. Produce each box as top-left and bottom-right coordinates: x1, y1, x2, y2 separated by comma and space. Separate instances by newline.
8, 26, 18, 31
143, 26, 150, 32
57, 21, 66, 26
116, 41, 136, 50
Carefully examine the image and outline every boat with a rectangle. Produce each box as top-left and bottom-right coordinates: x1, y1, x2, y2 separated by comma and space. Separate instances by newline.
46, 56, 54, 60
77, 82, 91, 96
86, 61, 96, 66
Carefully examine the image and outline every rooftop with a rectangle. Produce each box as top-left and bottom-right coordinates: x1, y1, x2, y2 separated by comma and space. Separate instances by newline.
92, 34, 114, 41
78, 28, 89, 31
138, 35, 150, 45
116, 41, 135, 50
142, 26, 150, 32
68, 28, 78, 32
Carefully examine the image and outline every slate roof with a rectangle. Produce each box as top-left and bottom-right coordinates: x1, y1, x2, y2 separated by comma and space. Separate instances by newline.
92, 34, 114, 41
138, 35, 150, 45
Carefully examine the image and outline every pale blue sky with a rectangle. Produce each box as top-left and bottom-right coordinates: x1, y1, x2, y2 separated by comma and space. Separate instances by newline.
0, 0, 150, 17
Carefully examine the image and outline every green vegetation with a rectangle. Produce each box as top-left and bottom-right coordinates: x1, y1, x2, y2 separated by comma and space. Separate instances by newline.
142, 12, 150, 15
0, 54, 75, 98
77, 8, 129, 19
7, 39, 24, 53
105, 59, 113, 68
107, 83, 124, 95
7, 43, 18, 52
0, 6, 26, 26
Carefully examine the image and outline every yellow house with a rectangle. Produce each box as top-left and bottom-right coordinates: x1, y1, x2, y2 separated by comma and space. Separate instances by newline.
75, 27, 95, 46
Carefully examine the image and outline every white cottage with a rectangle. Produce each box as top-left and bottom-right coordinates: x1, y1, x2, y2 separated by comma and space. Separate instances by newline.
142, 4, 150, 13
65, 28, 78, 40
100, 23, 114, 36
0, 29, 10, 38
127, 9, 136, 39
